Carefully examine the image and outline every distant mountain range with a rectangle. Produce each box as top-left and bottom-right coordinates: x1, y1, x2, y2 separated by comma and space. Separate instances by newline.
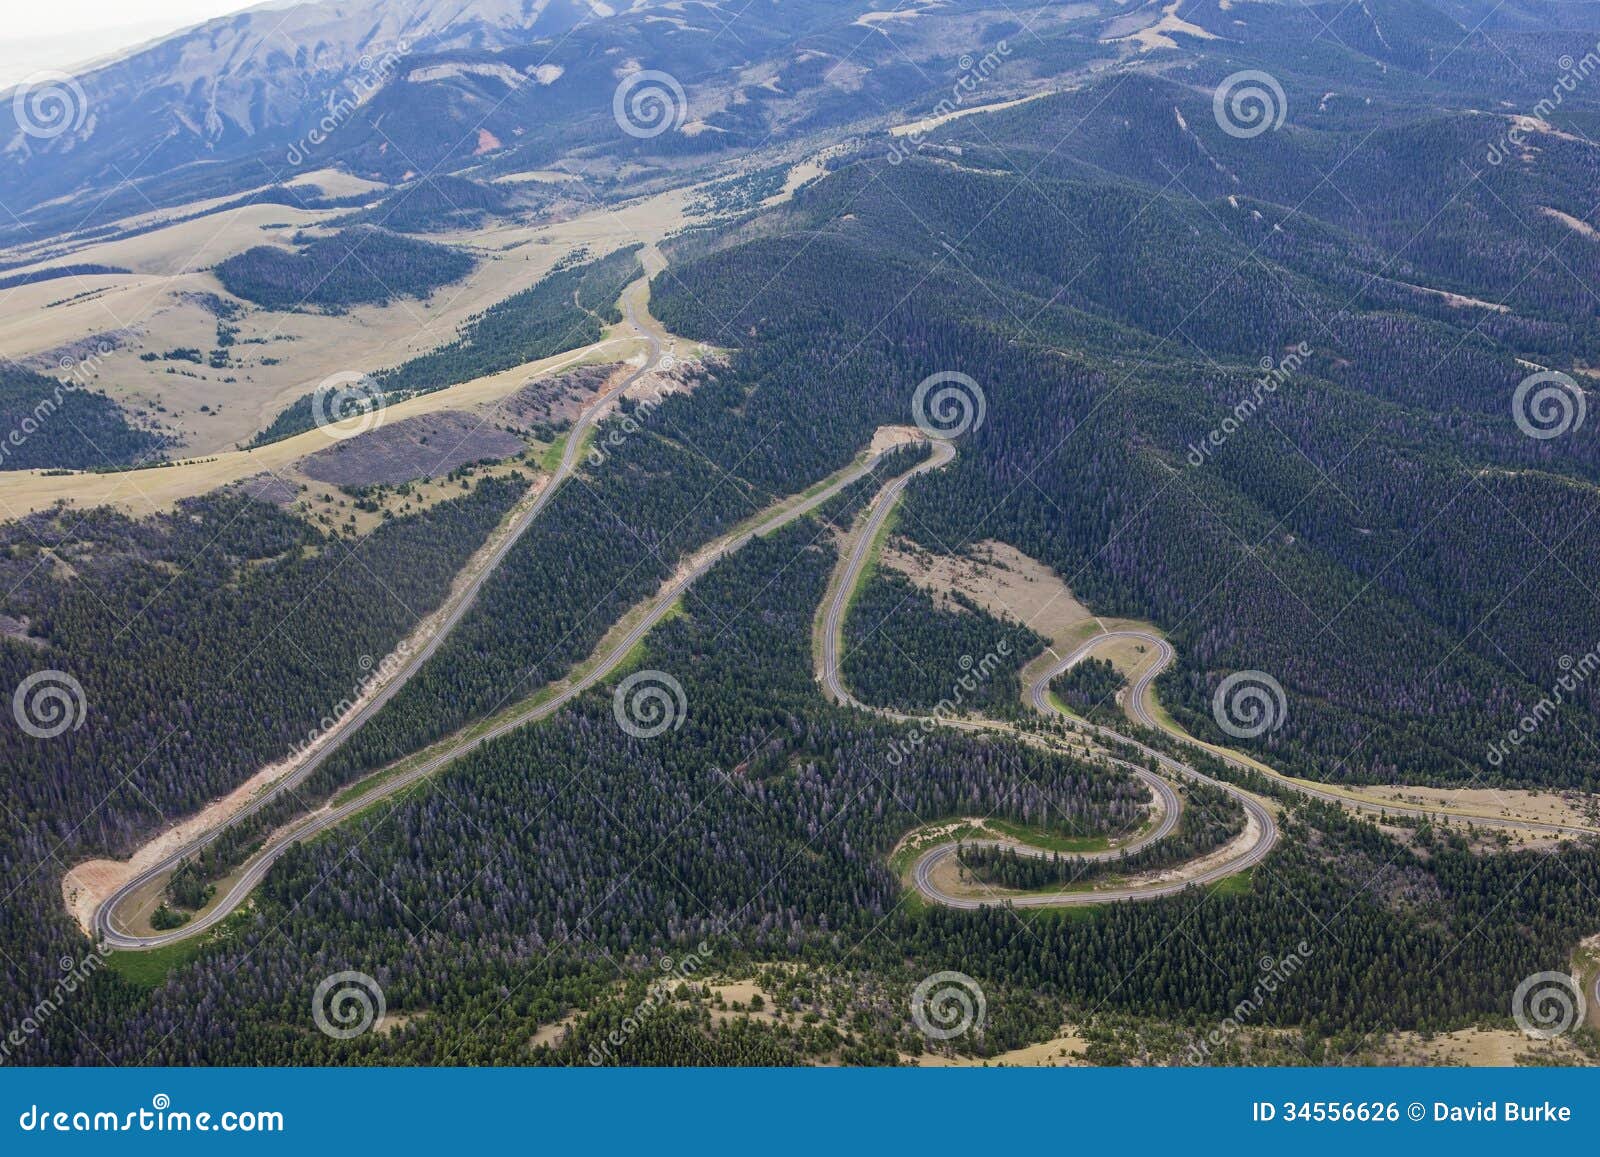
1, 0, 1011, 240
2, 0, 1595, 234
0, 0, 644, 209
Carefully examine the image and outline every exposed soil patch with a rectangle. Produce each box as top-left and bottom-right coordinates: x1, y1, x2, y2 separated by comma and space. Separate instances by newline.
529, 1012, 579, 1050
1576, 932, 1600, 1032
890, 91, 1056, 139
0, 613, 47, 649
231, 473, 300, 505
1392, 278, 1510, 312
1540, 206, 1599, 239
619, 352, 705, 408
1376, 784, 1598, 830
297, 411, 527, 487
1363, 1027, 1592, 1066
866, 424, 925, 456
21, 326, 144, 373
496, 364, 613, 431
1109, 0, 1217, 50
914, 1027, 1087, 1066
375, 1011, 427, 1037
882, 538, 1087, 627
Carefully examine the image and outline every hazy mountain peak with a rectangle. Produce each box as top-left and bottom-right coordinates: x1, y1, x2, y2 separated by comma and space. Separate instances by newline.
1, 0, 610, 207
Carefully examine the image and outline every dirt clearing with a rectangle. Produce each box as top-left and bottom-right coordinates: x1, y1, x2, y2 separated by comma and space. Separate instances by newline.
297, 412, 527, 487
879, 538, 1165, 694
1364, 1027, 1591, 1066
914, 1027, 1087, 1066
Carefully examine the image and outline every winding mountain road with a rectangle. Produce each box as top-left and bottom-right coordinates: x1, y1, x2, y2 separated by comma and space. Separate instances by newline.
1033, 631, 1600, 841
96, 423, 927, 948
93, 377, 1598, 944
812, 445, 1278, 908
819, 439, 955, 711
93, 295, 663, 947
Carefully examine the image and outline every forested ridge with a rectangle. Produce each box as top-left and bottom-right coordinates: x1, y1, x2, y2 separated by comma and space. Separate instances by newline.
0, 478, 528, 1062
0, 476, 527, 852
318, 405, 771, 781
248, 246, 642, 447
13, 515, 1598, 1066
653, 141, 1600, 791
5, 0, 1600, 1068
374, 245, 641, 398
215, 227, 474, 312
338, 176, 517, 234
0, 364, 163, 471
842, 566, 1044, 716
1051, 658, 1127, 723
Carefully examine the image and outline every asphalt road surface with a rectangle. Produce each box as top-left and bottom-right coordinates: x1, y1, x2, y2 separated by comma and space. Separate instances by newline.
97, 418, 921, 947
